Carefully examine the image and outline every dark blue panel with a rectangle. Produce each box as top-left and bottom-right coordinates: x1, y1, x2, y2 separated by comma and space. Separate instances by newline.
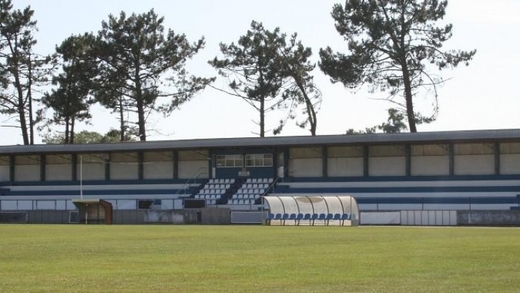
4, 178, 203, 186
355, 196, 520, 205
216, 167, 275, 179
284, 174, 520, 183
277, 185, 520, 194
3, 188, 190, 196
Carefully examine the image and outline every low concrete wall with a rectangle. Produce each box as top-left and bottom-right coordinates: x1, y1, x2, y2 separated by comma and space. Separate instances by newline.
29, 211, 70, 223
361, 211, 401, 225
113, 210, 146, 224
200, 208, 231, 225
458, 210, 520, 226
144, 211, 184, 224
231, 211, 266, 224
7, 209, 518, 226
0, 212, 29, 223
0, 211, 72, 224
113, 210, 199, 224
401, 210, 457, 226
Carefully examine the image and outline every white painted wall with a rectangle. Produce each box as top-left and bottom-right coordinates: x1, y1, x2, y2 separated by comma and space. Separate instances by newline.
46, 165, 72, 181
369, 157, 406, 176
15, 165, 40, 181
79, 163, 105, 181
454, 155, 494, 175
328, 158, 363, 177
289, 158, 322, 177
36, 201, 55, 210
144, 162, 173, 179
161, 199, 174, 209
56, 200, 67, 210
111, 163, 139, 180
500, 154, 520, 174
0, 201, 17, 210
18, 201, 33, 210
411, 156, 449, 176
178, 160, 208, 179
424, 204, 470, 210
115, 200, 137, 210
0, 165, 9, 181
377, 204, 422, 210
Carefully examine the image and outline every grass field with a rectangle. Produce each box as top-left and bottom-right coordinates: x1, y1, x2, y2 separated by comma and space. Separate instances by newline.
0, 225, 519, 293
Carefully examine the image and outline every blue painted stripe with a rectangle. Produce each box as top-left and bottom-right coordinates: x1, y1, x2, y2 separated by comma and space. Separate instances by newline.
0, 178, 205, 187
356, 197, 520, 205
277, 186, 520, 193
284, 174, 520, 183
1, 189, 191, 196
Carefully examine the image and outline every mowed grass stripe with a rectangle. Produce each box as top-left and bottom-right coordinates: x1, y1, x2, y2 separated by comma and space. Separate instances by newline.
0, 225, 519, 293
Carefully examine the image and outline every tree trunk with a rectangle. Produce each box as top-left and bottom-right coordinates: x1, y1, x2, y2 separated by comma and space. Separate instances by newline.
17, 102, 29, 145
137, 99, 146, 141
401, 63, 417, 133
27, 57, 34, 145
260, 97, 265, 138
135, 79, 146, 142
70, 118, 75, 144
399, 5, 417, 133
118, 97, 125, 142
65, 117, 70, 144
12, 62, 30, 145
293, 76, 317, 136
306, 97, 317, 136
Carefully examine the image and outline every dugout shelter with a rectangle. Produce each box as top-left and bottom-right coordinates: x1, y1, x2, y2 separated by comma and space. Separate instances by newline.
264, 195, 359, 226
72, 199, 113, 224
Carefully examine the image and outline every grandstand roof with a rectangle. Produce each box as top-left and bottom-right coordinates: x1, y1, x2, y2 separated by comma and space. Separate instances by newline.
2, 128, 520, 155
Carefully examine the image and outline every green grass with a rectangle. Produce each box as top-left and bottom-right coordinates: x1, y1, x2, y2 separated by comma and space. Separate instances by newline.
0, 225, 519, 293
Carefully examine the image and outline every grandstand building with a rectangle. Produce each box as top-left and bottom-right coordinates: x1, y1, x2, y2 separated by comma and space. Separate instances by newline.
1, 128, 520, 224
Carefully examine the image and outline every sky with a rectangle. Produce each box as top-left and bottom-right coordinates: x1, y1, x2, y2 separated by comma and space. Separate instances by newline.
2, 0, 520, 145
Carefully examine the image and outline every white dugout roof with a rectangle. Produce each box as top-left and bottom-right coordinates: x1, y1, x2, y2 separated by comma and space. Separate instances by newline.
264, 195, 359, 226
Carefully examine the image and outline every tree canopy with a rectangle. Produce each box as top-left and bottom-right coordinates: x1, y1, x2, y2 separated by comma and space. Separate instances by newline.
0, 1, 483, 145
209, 21, 321, 137
320, 0, 476, 132
42, 129, 137, 144
93, 9, 214, 141
0, 0, 50, 144
40, 33, 97, 144
278, 37, 322, 136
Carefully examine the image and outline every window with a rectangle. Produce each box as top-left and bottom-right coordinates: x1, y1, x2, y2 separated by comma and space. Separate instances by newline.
0, 156, 10, 166
216, 155, 243, 167
245, 154, 273, 167
216, 154, 273, 167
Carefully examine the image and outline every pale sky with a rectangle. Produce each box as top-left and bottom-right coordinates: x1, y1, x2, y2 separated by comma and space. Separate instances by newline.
2, 0, 519, 145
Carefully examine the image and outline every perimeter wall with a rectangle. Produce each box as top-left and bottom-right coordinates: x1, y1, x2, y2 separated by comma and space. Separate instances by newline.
2, 209, 520, 225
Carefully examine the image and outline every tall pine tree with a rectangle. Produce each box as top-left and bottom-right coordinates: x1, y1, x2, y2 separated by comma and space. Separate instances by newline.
320, 0, 476, 132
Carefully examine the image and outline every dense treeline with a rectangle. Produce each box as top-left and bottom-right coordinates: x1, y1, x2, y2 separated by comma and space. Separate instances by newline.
0, 0, 474, 144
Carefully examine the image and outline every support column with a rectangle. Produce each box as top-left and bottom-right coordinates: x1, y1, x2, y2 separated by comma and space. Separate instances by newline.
9, 155, 15, 182
105, 154, 111, 181
405, 144, 411, 177
173, 150, 178, 179
40, 154, 46, 182
71, 154, 78, 181
322, 146, 328, 178
363, 145, 369, 177
494, 142, 500, 175
449, 143, 455, 176
138, 151, 144, 180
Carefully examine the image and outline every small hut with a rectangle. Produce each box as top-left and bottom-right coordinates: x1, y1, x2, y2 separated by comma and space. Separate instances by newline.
72, 199, 113, 224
